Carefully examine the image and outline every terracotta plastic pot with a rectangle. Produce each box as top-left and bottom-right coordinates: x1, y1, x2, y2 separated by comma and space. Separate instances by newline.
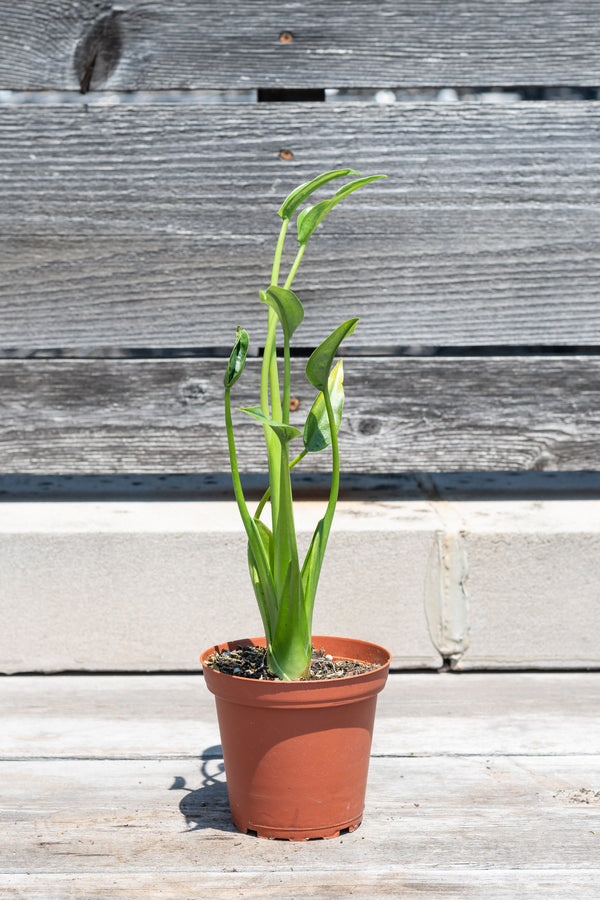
201, 634, 391, 840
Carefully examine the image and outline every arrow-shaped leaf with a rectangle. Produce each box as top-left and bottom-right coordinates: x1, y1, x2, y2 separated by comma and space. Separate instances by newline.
278, 168, 360, 221
305, 318, 359, 391
238, 405, 302, 444
261, 286, 304, 339
297, 174, 386, 246
303, 359, 345, 453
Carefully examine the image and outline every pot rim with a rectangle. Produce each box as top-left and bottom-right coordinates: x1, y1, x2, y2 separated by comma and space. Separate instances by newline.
201, 634, 391, 708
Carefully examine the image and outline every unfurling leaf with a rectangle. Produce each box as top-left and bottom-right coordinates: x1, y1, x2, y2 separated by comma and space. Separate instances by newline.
224, 327, 249, 388
238, 406, 302, 444
303, 360, 344, 453
297, 174, 386, 246
305, 319, 359, 391
261, 286, 304, 339
278, 168, 359, 220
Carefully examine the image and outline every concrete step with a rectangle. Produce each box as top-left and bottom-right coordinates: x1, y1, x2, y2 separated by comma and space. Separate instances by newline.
1, 496, 599, 672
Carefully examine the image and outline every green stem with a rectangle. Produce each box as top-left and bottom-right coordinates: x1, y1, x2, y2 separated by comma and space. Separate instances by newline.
224, 387, 252, 530
299, 385, 340, 632
290, 447, 309, 469
269, 346, 283, 422
254, 449, 308, 521
284, 243, 306, 289
261, 311, 278, 415
260, 221, 294, 544
271, 218, 290, 286
273, 438, 297, 589
322, 386, 341, 534
261, 218, 290, 454
283, 334, 291, 425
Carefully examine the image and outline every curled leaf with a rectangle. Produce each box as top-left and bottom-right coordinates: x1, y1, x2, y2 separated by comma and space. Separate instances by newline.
224, 327, 249, 389
261, 286, 304, 339
278, 168, 359, 220
297, 174, 386, 246
303, 360, 344, 453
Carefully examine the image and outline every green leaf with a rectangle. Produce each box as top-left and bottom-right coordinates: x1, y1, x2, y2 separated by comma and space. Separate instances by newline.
297, 174, 386, 246
301, 517, 326, 627
261, 286, 304, 339
253, 517, 275, 570
238, 406, 302, 444
247, 519, 277, 642
305, 318, 359, 391
224, 327, 249, 388
270, 560, 312, 681
303, 359, 344, 453
278, 168, 359, 221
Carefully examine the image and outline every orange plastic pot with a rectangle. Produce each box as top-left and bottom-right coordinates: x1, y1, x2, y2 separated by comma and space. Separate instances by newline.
201, 635, 391, 840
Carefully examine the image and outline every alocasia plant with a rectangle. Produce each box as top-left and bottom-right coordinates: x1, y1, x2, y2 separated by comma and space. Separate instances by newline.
224, 169, 385, 681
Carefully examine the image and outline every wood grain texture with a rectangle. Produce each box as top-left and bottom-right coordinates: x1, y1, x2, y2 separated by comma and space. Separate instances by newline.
2, 871, 599, 900
2, 673, 599, 759
1, 756, 599, 872
1, 1, 600, 90
0, 673, 599, 897
2, 102, 599, 347
1, 356, 599, 473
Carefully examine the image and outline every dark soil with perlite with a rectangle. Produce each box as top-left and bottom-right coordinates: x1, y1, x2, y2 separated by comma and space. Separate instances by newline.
206, 645, 379, 680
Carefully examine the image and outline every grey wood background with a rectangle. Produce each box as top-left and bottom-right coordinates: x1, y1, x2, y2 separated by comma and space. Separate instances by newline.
1, 1, 599, 474
2, 1, 600, 90
2, 103, 600, 349
1, 357, 599, 473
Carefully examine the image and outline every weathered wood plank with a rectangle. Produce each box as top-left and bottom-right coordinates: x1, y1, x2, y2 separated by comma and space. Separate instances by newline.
2, 103, 599, 347
2, 870, 600, 900
1, 756, 599, 872
1, 1, 600, 90
1, 674, 599, 894
5, 231, 600, 348
2, 674, 599, 759
1, 356, 599, 473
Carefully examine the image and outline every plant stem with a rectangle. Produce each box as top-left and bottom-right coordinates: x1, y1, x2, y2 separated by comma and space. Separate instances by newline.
322, 386, 341, 533
260, 220, 290, 526
284, 243, 306, 290
261, 311, 280, 417
297, 383, 341, 638
224, 387, 252, 530
254, 449, 308, 521
283, 334, 291, 425
226, 385, 277, 642
271, 218, 289, 286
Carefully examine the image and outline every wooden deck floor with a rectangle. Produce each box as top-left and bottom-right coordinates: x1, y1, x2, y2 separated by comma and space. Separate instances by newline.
1, 672, 599, 898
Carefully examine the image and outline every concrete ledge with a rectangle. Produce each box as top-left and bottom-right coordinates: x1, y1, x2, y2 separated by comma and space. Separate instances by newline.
0, 498, 599, 672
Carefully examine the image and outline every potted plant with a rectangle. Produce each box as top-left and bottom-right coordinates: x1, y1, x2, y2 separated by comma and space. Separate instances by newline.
201, 168, 391, 840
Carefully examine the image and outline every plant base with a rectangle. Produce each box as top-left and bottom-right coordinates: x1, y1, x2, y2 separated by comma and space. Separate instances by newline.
201, 635, 391, 841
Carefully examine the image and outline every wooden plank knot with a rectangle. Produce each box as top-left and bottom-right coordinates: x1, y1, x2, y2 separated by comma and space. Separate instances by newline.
74, 9, 123, 94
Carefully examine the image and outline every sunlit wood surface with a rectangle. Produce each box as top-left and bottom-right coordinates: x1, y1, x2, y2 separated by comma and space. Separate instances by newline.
1, 672, 599, 898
